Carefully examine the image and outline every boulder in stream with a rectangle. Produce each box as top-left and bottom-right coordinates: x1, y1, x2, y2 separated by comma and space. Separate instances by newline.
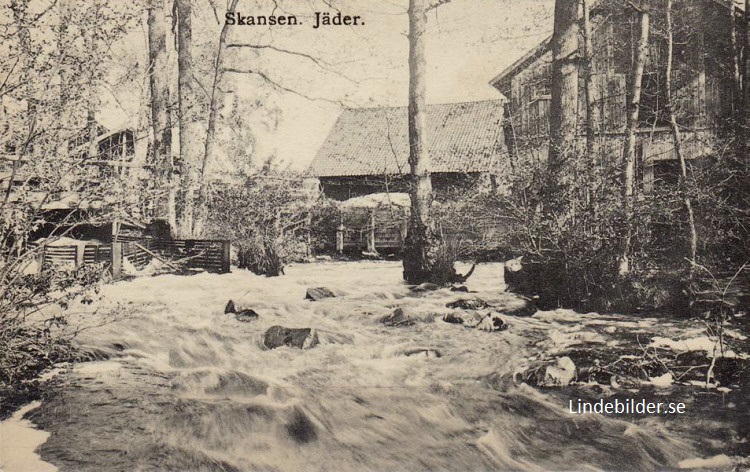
522, 356, 577, 387
379, 308, 416, 327
263, 326, 319, 350
443, 311, 484, 325
475, 313, 508, 332
305, 287, 336, 301
224, 300, 259, 322
446, 298, 490, 310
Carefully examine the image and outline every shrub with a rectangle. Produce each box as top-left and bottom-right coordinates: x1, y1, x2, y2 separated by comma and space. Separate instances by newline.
204, 164, 313, 276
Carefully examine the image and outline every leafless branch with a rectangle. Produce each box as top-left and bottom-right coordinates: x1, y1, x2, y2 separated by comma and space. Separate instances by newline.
226, 43, 357, 83
222, 67, 350, 106
426, 0, 451, 12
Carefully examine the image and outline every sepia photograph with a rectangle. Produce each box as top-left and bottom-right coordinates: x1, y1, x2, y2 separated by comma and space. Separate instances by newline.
1, 0, 749, 470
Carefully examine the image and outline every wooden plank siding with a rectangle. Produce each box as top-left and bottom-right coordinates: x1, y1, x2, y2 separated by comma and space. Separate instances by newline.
495, 0, 737, 174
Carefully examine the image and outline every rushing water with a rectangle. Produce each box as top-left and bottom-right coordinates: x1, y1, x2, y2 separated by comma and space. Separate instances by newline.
16, 262, 745, 471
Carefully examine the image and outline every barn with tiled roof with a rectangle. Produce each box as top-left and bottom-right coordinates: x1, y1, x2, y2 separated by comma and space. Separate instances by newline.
307, 100, 508, 201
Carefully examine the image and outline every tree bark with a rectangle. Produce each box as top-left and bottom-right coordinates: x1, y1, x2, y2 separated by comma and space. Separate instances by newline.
581, 0, 596, 161
548, 0, 579, 182
746, 0, 750, 168
619, 9, 649, 276
402, 0, 456, 285
176, 0, 202, 237
665, 0, 697, 274
147, 0, 175, 233
194, 0, 240, 237
86, 4, 101, 162
730, 0, 746, 165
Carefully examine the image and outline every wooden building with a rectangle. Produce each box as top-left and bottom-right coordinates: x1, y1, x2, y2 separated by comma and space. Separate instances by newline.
490, 0, 740, 188
1, 126, 150, 244
307, 100, 508, 201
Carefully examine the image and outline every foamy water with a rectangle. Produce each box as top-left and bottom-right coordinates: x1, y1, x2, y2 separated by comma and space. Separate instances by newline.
1, 402, 57, 472
17, 261, 742, 471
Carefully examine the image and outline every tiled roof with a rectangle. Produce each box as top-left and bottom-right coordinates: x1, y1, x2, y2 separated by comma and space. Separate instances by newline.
308, 100, 507, 177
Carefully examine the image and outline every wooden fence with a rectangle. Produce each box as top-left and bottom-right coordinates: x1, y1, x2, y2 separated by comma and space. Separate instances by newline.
151, 239, 230, 274
39, 238, 231, 276
121, 240, 153, 270
42, 244, 111, 270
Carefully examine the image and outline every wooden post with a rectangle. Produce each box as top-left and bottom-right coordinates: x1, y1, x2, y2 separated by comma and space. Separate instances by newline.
367, 210, 376, 253
305, 212, 312, 257
336, 224, 344, 253
221, 240, 231, 273
111, 242, 123, 279
36, 246, 45, 273
112, 219, 120, 242
75, 245, 85, 269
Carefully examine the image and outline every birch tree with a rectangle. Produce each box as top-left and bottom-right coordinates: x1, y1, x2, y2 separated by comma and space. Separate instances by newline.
619, 9, 649, 276
664, 0, 697, 274
193, 0, 240, 237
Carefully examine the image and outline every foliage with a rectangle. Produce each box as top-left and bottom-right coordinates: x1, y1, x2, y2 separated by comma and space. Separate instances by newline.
0, 263, 107, 414
0, 0, 144, 406
204, 163, 313, 276
491, 143, 749, 312
308, 198, 341, 254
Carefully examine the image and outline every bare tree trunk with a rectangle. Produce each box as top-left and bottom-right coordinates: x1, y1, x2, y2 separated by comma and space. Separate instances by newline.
619, 10, 649, 276
86, 5, 100, 161
548, 0, 579, 184
746, 0, 750, 164
665, 0, 697, 274
57, 0, 70, 157
10, 1, 34, 121
176, 0, 202, 237
743, 0, 750, 174
582, 0, 596, 161
194, 0, 240, 237
730, 0, 746, 165
147, 0, 175, 233
402, 0, 456, 285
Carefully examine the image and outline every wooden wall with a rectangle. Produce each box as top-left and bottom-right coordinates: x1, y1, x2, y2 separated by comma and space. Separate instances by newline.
503, 0, 735, 146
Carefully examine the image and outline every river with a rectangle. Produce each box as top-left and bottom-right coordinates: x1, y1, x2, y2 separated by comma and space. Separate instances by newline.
8, 261, 747, 471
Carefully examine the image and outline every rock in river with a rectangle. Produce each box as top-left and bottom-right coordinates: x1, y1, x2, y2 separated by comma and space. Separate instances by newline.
446, 298, 490, 310
475, 313, 508, 332
443, 311, 484, 325
224, 300, 259, 322
305, 287, 336, 301
379, 308, 416, 327
263, 326, 319, 350
522, 356, 577, 387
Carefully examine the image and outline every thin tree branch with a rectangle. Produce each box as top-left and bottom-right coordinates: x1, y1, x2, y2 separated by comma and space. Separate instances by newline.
222, 67, 350, 105
226, 43, 357, 83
